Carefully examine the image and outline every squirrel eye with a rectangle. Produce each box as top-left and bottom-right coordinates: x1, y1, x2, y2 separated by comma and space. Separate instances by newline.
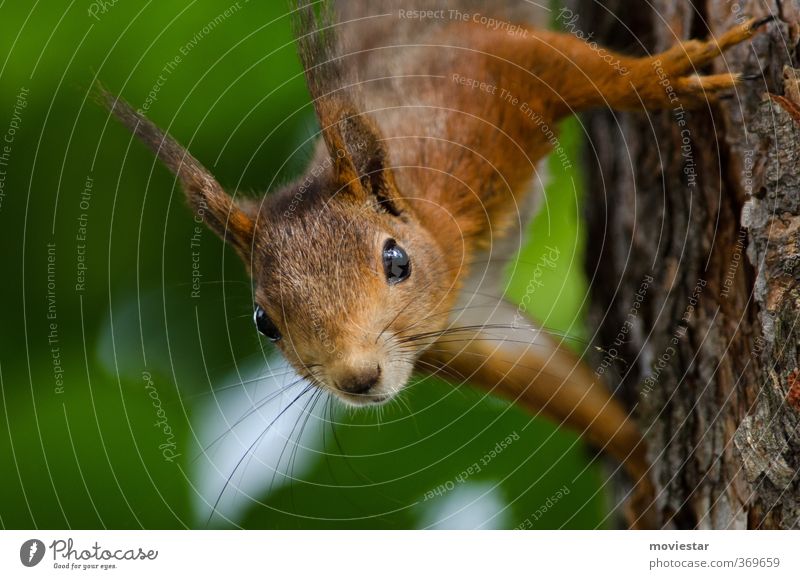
253, 305, 282, 342
382, 239, 411, 284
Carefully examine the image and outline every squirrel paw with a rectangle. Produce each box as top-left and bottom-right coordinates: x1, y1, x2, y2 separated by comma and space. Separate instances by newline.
674, 72, 762, 106
657, 16, 773, 76
645, 17, 773, 106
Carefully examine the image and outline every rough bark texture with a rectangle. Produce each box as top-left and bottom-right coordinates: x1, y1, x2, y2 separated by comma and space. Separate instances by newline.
567, 0, 800, 528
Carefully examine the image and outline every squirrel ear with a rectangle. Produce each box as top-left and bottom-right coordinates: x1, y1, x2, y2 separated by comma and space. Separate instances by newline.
97, 86, 256, 260
292, 3, 404, 215
323, 108, 406, 216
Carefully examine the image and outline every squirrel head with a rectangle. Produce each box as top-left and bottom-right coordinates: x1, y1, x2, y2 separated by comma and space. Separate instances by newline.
99, 87, 457, 406
99, 5, 463, 406
249, 107, 455, 405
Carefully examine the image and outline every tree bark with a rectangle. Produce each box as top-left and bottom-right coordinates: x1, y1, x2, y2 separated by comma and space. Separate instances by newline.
567, 0, 800, 529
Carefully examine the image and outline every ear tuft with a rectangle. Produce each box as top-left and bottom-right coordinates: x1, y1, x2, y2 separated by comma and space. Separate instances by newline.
95, 83, 256, 260
324, 108, 405, 216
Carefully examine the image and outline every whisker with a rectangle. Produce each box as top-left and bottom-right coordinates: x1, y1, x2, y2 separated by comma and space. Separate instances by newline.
291, 389, 325, 480
286, 389, 324, 509
205, 383, 315, 527
375, 278, 436, 344
397, 323, 587, 345
401, 337, 572, 353
268, 385, 318, 497
195, 374, 312, 461
183, 369, 299, 401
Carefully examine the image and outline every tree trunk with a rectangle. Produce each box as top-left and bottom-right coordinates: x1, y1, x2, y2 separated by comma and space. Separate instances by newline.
567, 0, 800, 529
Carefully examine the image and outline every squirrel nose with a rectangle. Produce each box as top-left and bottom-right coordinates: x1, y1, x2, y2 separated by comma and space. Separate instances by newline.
337, 365, 381, 395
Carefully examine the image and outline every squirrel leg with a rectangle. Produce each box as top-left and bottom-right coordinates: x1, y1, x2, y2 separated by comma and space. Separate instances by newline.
652, 16, 773, 77
622, 16, 773, 109
416, 298, 658, 528
525, 16, 773, 115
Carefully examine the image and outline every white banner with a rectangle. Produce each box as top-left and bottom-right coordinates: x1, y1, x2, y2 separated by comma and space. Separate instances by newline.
1, 531, 798, 578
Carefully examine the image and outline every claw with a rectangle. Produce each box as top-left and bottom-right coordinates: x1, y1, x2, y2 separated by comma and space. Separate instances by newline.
740, 72, 765, 81
751, 14, 777, 29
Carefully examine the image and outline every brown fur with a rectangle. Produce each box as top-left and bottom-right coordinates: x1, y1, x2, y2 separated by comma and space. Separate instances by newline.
99, 2, 771, 527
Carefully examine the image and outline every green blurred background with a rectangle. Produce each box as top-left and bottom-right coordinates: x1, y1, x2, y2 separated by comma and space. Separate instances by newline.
0, 1, 609, 529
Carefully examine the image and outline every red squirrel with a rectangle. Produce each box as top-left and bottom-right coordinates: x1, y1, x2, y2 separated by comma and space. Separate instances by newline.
99, 1, 773, 527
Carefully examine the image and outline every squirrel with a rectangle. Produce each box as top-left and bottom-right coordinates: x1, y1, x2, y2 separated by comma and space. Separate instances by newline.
98, 1, 774, 528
